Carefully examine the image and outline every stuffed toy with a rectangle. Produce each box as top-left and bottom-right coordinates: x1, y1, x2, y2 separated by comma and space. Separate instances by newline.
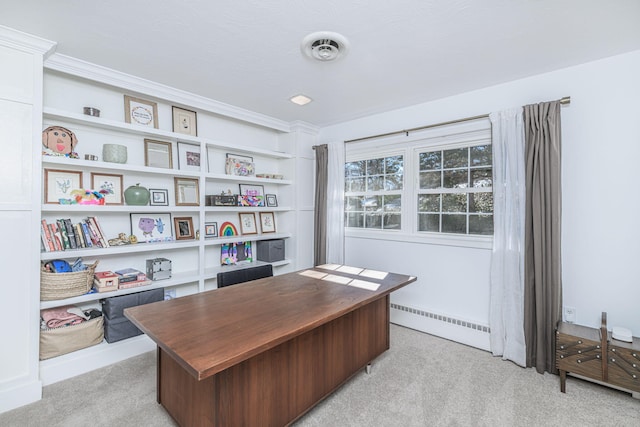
42, 125, 79, 158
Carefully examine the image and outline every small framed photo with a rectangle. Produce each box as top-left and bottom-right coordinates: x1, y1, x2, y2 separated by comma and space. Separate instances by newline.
174, 177, 199, 206
44, 168, 83, 204
124, 95, 158, 128
172, 106, 198, 136
144, 139, 173, 169
174, 217, 195, 240
204, 222, 218, 238
91, 172, 123, 205
238, 212, 257, 235
177, 142, 201, 171
265, 194, 278, 207
130, 213, 172, 243
149, 188, 169, 206
260, 212, 276, 233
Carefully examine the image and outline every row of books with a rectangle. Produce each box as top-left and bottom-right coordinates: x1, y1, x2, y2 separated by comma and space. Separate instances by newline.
41, 217, 109, 252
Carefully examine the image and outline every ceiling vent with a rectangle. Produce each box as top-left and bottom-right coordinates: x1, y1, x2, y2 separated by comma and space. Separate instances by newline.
301, 31, 349, 62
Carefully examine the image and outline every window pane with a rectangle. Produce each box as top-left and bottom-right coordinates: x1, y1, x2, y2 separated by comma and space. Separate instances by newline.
470, 145, 492, 166
346, 212, 364, 228
363, 196, 381, 211
417, 194, 440, 212
419, 171, 441, 189
443, 148, 467, 169
383, 195, 401, 212
345, 196, 362, 211
469, 192, 493, 213
367, 176, 383, 191
345, 177, 365, 192
419, 151, 441, 171
385, 173, 403, 190
365, 212, 382, 228
442, 193, 467, 213
418, 213, 439, 232
442, 214, 466, 233
383, 213, 401, 229
367, 158, 383, 175
469, 214, 493, 235
385, 155, 403, 174
345, 161, 365, 177
471, 168, 492, 188
443, 170, 468, 188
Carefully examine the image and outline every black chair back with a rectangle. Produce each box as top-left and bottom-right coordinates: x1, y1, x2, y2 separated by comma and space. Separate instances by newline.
216, 264, 273, 288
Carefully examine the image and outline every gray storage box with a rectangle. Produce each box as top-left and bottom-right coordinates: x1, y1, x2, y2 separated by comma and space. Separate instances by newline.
100, 288, 164, 343
256, 239, 285, 262
104, 315, 142, 343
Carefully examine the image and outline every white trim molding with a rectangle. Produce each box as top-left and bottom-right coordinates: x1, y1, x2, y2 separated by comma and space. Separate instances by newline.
0, 25, 56, 56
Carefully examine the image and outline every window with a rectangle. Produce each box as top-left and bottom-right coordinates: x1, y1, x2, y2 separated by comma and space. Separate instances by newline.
417, 144, 493, 235
344, 155, 403, 230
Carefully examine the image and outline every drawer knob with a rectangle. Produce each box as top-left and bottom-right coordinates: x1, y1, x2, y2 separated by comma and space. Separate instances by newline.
612, 348, 616, 353
577, 359, 582, 364
578, 340, 583, 344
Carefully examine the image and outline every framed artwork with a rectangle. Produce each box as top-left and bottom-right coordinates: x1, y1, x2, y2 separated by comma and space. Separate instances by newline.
238, 212, 257, 235
204, 222, 218, 238
265, 194, 278, 207
130, 213, 172, 243
44, 168, 83, 204
144, 139, 173, 169
124, 95, 158, 128
260, 212, 276, 233
174, 217, 195, 240
226, 153, 253, 162
238, 184, 265, 207
172, 106, 198, 136
149, 188, 169, 206
174, 177, 199, 206
90, 172, 123, 205
177, 142, 201, 171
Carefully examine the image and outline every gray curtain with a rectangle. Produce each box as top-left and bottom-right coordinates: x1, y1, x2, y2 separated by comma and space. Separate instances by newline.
313, 144, 328, 266
523, 100, 563, 374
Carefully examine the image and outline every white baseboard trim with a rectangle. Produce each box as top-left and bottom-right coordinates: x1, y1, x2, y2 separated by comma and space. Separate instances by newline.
0, 378, 42, 414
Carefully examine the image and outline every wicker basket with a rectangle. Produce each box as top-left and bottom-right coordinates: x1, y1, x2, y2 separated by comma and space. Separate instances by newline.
40, 261, 99, 301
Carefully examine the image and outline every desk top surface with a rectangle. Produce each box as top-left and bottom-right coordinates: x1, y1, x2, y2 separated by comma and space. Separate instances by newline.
125, 264, 416, 380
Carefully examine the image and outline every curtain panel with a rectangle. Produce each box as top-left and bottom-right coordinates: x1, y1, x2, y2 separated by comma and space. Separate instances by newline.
313, 144, 328, 266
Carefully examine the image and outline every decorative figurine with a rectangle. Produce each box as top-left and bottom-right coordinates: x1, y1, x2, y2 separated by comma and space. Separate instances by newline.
42, 126, 79, 158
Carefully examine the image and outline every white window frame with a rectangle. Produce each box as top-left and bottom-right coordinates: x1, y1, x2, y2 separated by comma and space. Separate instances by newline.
344, 119, 493, 249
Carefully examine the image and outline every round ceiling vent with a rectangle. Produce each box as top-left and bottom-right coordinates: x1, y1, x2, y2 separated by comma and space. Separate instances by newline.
301, 31, 349, 62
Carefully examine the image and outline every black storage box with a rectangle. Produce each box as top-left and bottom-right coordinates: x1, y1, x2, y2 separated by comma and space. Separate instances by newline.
256, 239, 285, 262
100, 288, 164, 343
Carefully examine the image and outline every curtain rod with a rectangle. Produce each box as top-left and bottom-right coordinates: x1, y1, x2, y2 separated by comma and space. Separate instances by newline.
344, 96, 571, 143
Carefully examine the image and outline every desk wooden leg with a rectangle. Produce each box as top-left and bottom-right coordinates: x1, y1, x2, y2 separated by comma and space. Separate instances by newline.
559, 369, 566, 393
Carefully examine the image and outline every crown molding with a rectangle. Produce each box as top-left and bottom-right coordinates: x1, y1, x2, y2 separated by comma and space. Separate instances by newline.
289, 120, 319, 135
0, 25, 56, 56
44, 53, 291, 133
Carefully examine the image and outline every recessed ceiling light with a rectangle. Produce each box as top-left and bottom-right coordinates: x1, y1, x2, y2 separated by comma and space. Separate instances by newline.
290, 94, 312, 106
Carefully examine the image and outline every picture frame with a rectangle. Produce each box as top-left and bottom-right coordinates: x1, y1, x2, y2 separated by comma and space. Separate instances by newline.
149, 188, 169, 206
260, 212, 276, 233
265, 194, 278, 207
91, 172, 123, 205
44, 168, 83, 204
130, 213, 172, 243
174, 177, 199, 206
144, 139, 173, 169
238, 183, 265, 207
174, 217, 195, 240
177, 142, 201, 171
204, 222, 218, 238
238, 212, 258, 235
225, 153, 253, 162
172, 106, 198, 136
124, 95, 158, 128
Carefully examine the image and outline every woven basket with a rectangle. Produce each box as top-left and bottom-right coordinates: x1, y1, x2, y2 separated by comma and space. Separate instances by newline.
40, 261, 99, 301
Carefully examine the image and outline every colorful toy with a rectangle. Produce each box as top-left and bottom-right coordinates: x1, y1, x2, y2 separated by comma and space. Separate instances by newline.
58, 189, 108, 205
42, 126, 79, 158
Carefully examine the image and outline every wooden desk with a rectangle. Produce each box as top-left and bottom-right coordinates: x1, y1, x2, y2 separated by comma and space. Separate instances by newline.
125, 265, 416, 427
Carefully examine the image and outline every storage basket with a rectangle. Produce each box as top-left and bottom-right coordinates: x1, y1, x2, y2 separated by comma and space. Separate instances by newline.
40, 261, 98, 301
39, 315, 104, 360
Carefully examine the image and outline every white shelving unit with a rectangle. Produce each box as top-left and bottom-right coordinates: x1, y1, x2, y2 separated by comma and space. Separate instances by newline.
38, 72, 298, 384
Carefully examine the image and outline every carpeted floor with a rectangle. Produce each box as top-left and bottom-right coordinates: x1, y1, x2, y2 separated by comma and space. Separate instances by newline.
1, 324, 638, 426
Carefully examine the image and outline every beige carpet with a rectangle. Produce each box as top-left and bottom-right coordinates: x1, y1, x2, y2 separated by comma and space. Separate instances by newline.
1, 324, 638, 426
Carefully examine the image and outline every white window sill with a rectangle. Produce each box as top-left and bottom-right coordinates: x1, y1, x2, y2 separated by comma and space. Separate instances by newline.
345, 228, 493, 250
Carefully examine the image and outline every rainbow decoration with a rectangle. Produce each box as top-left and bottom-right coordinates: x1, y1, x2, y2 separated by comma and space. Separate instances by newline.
219, 221, 238, 237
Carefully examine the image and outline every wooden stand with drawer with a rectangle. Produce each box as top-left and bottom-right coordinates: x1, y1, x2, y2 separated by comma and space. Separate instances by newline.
556, 312, 640, 397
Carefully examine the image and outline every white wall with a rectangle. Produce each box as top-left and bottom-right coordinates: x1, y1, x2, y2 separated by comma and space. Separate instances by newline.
319, 50, 640, 344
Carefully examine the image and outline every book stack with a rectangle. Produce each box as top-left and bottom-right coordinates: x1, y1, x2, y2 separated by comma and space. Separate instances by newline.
94, 271, 119, 293
115, 268, 151, 290
40, 217, 109, 252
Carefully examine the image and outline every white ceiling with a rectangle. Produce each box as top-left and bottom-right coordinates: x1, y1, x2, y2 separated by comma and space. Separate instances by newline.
2, 0, 640, 127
